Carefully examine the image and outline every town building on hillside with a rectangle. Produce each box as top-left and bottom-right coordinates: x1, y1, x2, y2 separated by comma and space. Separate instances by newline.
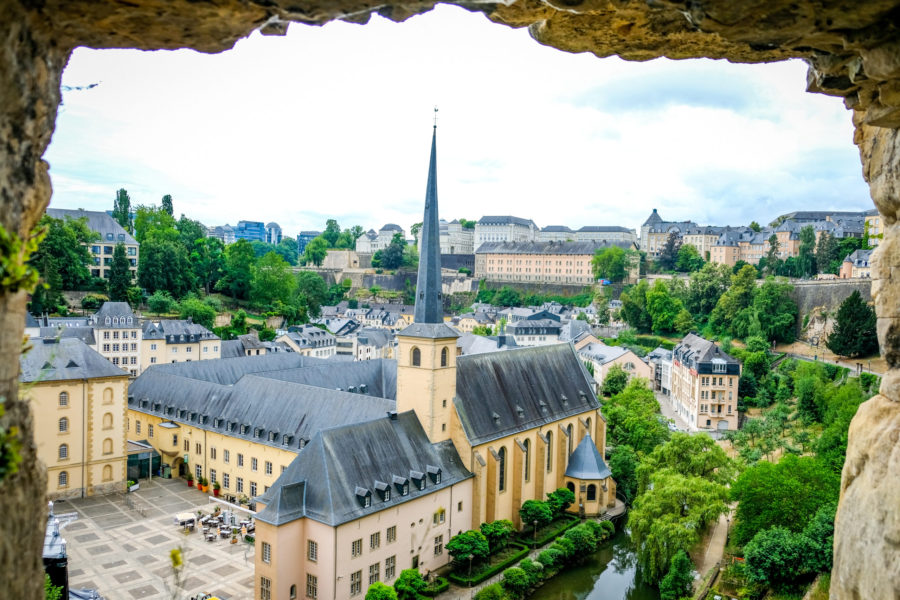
639, 209, 698, 256
90, 302, 142, 377
840, 248, 874, 278
265, 222, 282, 245
475, 240, 637, 286
296, 230, 321, 253
355, 224, 405, 253
221, 331, 293, 358
682, 225, 730, 260
646, 347, 673, 396
440, 219, 475, 254
507, 318, 562, 346
207, 224, 236, 244
671, 334, 741, 432
354, 327, 395, 360
474, 215, 539, 247
864, 208, 882, 247
574, 226, 637, 244
46, 208, 138, 280
277, 325, 336, 358
537, 225, 576, 242
141, 319, 220, 372
775, 210, 870, 223
234, 220, 267, 243
21, 338, 129, 499
454, 312, 496, 333
577, 342, 651, 391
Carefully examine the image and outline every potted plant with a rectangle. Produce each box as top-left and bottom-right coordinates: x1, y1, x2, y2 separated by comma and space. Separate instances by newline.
213, 481, 221, 497
127, 480, 139, 492
199, 477, 208, 492
186, 472, 194, 487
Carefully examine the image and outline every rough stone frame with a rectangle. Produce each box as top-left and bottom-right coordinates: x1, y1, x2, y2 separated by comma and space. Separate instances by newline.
2, 1, 900, 597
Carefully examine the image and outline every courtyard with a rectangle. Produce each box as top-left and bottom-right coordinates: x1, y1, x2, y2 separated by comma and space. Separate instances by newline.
54, 477, 256, 600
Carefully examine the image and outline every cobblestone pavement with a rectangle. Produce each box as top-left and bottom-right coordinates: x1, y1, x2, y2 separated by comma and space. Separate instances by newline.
54, 477, 256, 600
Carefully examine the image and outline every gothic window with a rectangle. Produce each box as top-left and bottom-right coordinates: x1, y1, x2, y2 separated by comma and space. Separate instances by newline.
523, 439, 530, 482
567, 424, 574, 456
411, 347, 421, 367
440, 346, 448, 367
546, 431, 553, 472
497, 447, 506, 492
587, 484, 597, 501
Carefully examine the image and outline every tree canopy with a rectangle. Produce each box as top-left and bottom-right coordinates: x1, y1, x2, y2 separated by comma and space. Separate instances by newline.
826, 290, 878, 357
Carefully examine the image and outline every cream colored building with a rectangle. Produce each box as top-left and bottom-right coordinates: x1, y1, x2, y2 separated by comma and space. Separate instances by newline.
671, 334, 741, 432
865, 209, 882, 247
276, 325, 336, 358
475, 240, 637, 286
840, 249, 874, 278
46, 208, 139, 281
140, 319, 220, 372
90, 302, 143, 377
440, 219, 475, 255
578, 342, 652, 391
21, 338, 129, 499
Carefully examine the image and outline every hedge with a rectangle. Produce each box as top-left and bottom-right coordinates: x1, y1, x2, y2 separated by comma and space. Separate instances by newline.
519, 515, 580, 549
447, 543, 531, 586
419, 577, 449, 597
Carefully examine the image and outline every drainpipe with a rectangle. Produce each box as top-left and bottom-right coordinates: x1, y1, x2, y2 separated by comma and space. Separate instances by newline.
82, 379, 87, 499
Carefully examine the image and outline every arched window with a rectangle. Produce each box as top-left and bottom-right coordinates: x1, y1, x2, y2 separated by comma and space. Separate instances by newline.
290, 584, 297, 600
546, 431, 553, 472
58, 417, 68, 433
58, 471, 68, 487
103, 387, 113, 404
497, 447, 506, 492
587, 484, 597, 501
567, 424, 574, 456
58, 444, 68, 460
523, 439, 530, 482
411, 347, 421, 367
102, 465, 112, 481
58, 391, 68, 407
103, 438, 113, 455
585, 417, 592, 437
440, 347, 448, 367
102, 413, 113, 430
566, 481, 575, 494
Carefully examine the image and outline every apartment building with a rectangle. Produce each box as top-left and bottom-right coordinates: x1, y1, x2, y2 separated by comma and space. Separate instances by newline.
475, 240, 637, 286
639, 209, 698, 256
670, 334, 741, 432
840, 248, 874, 278
539, 225, 636, 244
141, 319, 221, 372
356, 224, 405, 253
439, 219, 475, 255
21, 338, 129, 499
864, 208, 882, 247
277, 325, 336, 358
89, 302, 142, 377
46, 208, 138, 280
474, 215, 538, 248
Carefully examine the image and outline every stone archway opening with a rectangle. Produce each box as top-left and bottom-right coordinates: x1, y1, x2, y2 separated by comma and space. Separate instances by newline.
3, 2, 900, 598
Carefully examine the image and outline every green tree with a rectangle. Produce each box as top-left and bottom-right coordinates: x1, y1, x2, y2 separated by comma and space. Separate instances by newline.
176, 215, 206, 249
709, 264, 757, 336
480, 520, 515, 552
763, 233, 782, 276
608, 445, 639, 503
147, 290, 176, 315
44, 574, 63, 600
753, 277, 797, 343
410, 222, 422, 244
322, 219, 341, 248
749, 221, 761, 232
602, 363, 629, 396
646, 280, 684, 333
675, 243, 703, 272
365, 581, 398, 600
160, 194, 174, 216
138, 238, 195, 297
295, 271, 329, 318
501, 568, 531, 599
636, 433, 736, 493
304, 236, 328, 267
107, 242, 132, 302
564, 523, 599, 556
32, 214, 98, 290
815, 231, 840, 274
592, 246, 627, 282
673, 308, 694, 334
112, 188, 132, 233
795, 376, 824, 422
275, 237, 299, 265
798, 225, 817, 277
658, 550, 694, 600
602, 378, 669, 454
379, 233, 406, 270
730, 454, 840, 546
251, 251, 297, 307
620, 280, 652, 332
393, 569, 426, 600
629, 469, 729, 584
446, 530, 490, 562
546, 487, 575, 516
658, 231, 682, 270
29, 254, 65, 315
217, 239, 255, 300
519, 500, 553, 530
178, 296, 217, 329
826, 290, 878, 357
191, 236, 226, 294
459, 218, 477, 229
686, 262, 731, 321
133, 205, 177, 244
743, 527, 809, 589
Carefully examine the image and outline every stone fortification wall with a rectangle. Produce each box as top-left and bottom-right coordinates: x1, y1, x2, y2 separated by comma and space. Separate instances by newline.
790, 279, 873, 330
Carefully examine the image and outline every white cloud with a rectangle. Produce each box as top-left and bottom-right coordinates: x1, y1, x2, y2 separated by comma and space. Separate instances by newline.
46, 5, 870, 237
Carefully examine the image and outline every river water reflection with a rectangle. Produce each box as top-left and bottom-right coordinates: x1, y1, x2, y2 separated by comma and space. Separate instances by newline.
528, 528, 659, 600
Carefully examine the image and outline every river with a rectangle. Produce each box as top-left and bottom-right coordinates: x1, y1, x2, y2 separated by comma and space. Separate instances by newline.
527, 528, 660, 600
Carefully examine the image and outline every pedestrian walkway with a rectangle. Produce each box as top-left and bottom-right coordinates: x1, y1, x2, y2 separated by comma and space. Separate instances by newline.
697, 510, 731, 577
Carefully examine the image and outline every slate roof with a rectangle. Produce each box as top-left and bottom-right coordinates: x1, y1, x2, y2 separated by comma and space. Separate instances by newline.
357, 328, 393, 349
46, 208, 138, 245
282, 326, 335, 349
257, 359, 397, 400
89, 302, 138, 328
844, 248, 873, 267
146, 353, 323, 385
778, 210, 867, 223
577, 342, 628, 365
20, 338, 127, 383
542, 225, 573, 233
577, 226, 633, 233
454, 344, 601, 446
456, 333, 519, 355
128, 370, 395, 452
380, 223, 403, 231
38, 326, 96, 346
673, 334, 740, 374
559, 319, 592, 343
220, 340, 245, 359
399, 322, 460, 339
507, 319, 562, 332
565, 434, 612, 480
475, 240, 635, 255
142, 320, 219, 342
255, 411, 472, 527
642, 209, 663, 226
478, 215, 537, 227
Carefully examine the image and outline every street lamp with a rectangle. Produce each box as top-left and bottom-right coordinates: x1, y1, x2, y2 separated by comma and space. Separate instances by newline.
467, 554, 474, 585
533, 520, 538, 543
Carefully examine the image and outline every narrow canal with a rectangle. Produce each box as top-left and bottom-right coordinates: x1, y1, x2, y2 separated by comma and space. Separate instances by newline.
528, 528, 659, 600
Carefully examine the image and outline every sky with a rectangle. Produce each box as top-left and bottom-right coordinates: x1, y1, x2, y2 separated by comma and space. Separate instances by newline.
46, 4, 872, 238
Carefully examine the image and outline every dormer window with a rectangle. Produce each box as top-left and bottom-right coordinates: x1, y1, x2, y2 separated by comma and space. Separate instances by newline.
268, 431, 277, 442
127, 317, 133, 325
410, 470, 425, 491
105, 317, 111, 325
516, 405, 525, 418
254, 428, 262, 439
214, 418, 222, 428
539, 400, 548, 414
427, 465, 442, 485
359, 384, 368, 394
492, 412, 501, 425
392, 475, 409, 496
282, 435, 293, 446
560, 394, 569, 406
348, 386, 357, 393
355, 487, 372, 508
240, 424, 248, 435
375, 481, 391, 501
113, 317, 119, 325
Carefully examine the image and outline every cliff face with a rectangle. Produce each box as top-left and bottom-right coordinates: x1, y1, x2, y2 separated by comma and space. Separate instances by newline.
3, 1, 900, 598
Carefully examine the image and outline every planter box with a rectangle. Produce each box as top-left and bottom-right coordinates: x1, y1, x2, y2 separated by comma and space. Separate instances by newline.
128, 483, 140, 493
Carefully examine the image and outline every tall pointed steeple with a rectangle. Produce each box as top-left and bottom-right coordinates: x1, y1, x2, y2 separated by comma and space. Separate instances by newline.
414, 118, 443, 324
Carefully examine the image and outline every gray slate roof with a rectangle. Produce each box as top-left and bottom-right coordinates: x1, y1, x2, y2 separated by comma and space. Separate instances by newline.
454, 344, 601, 446
577, 226, 633, 233
844, 248, 874, 267
399, 322, 460, 339
475, 240, 635, 255
478, 215, 537, 227
565, 434, 612, 480
46, 208, 138, 245
142, 320, 219, 342
147, 353, 324, 385
20, 338, 127, 383
255, 411, 472, 527
673, 334, 741, 375
380, 223, 403, 231
577, 342, 628, 365
642, 209, 664, 226
90, 302, 138, 328
258, 359, 397, 400
38, 326, 96, 346
542, 225, 573, 233
456, 333, 519, 356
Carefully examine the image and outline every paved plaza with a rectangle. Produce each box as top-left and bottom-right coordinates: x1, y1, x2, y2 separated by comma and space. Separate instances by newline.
55, 477, 256, 600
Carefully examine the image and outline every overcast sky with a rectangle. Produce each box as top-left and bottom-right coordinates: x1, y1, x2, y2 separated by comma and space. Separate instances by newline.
46, 5, 872, 238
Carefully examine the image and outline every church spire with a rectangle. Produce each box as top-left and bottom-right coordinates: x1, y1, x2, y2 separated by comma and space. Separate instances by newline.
414, 112, 443, 324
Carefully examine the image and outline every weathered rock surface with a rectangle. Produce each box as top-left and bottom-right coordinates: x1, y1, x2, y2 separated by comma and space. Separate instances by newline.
2, 1, 900, 598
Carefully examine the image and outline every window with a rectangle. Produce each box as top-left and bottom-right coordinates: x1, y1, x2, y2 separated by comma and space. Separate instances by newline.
195, 443, 202, 455
306, 575, 317, 599
184, 439, 189, 452
236, 477, 244, 493
186, 347, 192, 353
103, 412, 113, 430
150, 343, 157, 350
567, 423, 574, 455
369, 563, 380, 585
172, 434, 178, 446
523, 439, 530, 482
386, 526, 396, 543
308, 540, 318, 562
223, 473, 230, 489
352, 538, 362, 557
135, 421, 141, 434
385, 556, 396, 580
260, 576, 272, 600
237, 453, 244, 467
440, 346, 448, 367
58, 443, 69, 460
210, 447, 216, 460
262, 541, 271, 563
251, 457, 258, 471
458, 501, 464, 511
546, 431, 553, 472
195, 464, 202, 480
210, 469, 216, 483
587, 484, 597, 501
497, 447, 506, 492
58, 391, 68, 407
370, 532, 380, 550
58, 417, 68, 433
150, 357, 157, 364
434, 535, 443, 556
433, 509, 445, 525
411, 347, 421, 366
250, 481, 257, 496
103, 438, 113, 455
350, 571, 362, 596
224, 449, 230, 463
58, 471, 68, 487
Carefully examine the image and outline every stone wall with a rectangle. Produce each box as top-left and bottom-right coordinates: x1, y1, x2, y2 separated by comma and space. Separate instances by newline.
3, 1, 900, 597
790, 279, 873, 334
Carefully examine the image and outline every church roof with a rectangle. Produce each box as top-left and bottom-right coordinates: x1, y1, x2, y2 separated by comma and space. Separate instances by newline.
565, 434, 612, 480
642, 208, 663, 226
454, 344, 601, 446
